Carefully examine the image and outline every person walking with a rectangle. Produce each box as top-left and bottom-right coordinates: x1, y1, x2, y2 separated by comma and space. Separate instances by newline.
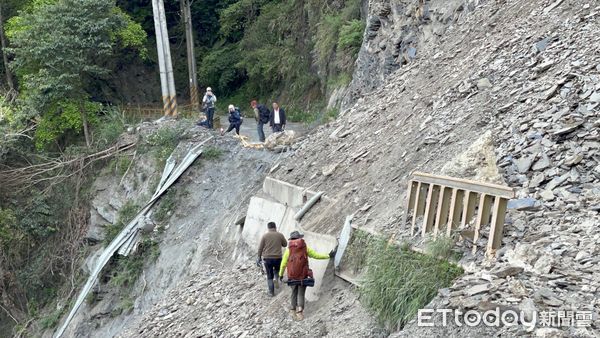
279, 231, 335, 321
257, 222, 287, 297
250, 100, 270, 142
269, 102, 286, 133
202, 87, 217, 129
222, 104, 243, 135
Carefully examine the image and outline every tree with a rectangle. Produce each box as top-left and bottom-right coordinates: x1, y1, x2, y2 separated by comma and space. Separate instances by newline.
7, 0, 145, 149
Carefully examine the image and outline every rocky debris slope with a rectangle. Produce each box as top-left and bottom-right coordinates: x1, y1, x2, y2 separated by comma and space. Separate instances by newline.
118, 261, 384, 338
273, 0, 599, 335
61, 122, 280, 338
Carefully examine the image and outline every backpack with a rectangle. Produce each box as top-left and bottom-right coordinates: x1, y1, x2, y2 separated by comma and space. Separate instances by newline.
287, 239, 309, 280
257, 104, 270, 124
235, 107, 243, 122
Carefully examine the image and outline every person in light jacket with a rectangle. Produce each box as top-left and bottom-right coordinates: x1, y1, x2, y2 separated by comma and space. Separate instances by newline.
202, 87, 217, 129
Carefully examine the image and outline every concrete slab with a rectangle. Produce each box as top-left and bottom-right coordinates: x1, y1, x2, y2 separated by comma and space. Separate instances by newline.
242, 196, 289, 250
263, 177, 308, 208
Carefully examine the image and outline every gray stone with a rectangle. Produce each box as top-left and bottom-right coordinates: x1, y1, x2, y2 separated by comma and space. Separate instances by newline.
529, 173, 545, 188
564, 153, 583, 166
464, 283, 491, 296
514, 156, 535, 173
532, 154, 551, 171
477, 78, 493, 90
493, 266, 524, 278
534, 38, 550, 52
533, 254, 553, 274
546, 173, 569, 191
540, 190, 555, 201
507, 198, 542, 211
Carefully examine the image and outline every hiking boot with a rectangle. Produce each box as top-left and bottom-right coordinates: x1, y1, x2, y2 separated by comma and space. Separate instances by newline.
267, 279, 275, 296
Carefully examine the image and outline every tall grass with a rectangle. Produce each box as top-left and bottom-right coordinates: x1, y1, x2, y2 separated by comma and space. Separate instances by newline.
359, 238, 463, 330
426, 235, 461, 260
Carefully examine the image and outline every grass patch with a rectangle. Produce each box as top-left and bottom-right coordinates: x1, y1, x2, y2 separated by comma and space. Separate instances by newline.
426, 235, 462, 261
203, 146, 223, 160
39, 308, 63, 329
359, 235, 463, 330
104, 200, 141, 245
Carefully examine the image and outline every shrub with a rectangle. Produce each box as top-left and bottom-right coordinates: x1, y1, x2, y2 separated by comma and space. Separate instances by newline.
109, 237, 159, 288
338, 19, 365, 57
39, 308, 63, 329
143, 125, 185, 167
203, 146, 223, 160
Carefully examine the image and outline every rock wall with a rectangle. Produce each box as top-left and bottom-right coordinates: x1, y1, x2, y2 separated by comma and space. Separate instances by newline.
342, 0, 479, 109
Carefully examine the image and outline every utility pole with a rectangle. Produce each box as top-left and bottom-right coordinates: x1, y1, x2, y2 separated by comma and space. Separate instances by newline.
151, 0, 178, 117
181, 0, 199, 111
0, 3, 16, 97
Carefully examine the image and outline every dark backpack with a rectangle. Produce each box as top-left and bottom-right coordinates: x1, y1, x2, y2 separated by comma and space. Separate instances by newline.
257, 104, 270, 124
287, 239, 309, 280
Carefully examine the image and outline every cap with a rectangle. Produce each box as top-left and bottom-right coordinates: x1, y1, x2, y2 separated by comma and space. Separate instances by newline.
207, 87, 212, 92
289, 231, 304, 239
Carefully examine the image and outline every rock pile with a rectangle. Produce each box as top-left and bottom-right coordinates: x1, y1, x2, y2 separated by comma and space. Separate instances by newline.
271, 0, 599, 336
118, 263, 384, 338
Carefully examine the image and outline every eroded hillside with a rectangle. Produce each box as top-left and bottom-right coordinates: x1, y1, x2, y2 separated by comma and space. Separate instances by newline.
48, 0, 599, 337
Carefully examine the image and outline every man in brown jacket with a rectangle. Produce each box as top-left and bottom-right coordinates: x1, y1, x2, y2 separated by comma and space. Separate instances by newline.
257, 222, 287, 296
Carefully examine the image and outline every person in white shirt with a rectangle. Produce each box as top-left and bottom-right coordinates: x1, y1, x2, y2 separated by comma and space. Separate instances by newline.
269, 102, 286, 133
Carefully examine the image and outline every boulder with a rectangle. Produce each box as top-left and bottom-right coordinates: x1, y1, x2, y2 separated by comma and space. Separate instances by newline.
264, 130, 296, 150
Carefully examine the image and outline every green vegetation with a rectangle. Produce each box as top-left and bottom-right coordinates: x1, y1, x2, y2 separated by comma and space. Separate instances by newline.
109, 237, 160, 288
113, 296, 135, 316
426, 235, 462, 261
203, 146, 223, 160
154, 189, 177, 224
351, 231, 463, 330
104, 200, 141, 245
142, 124, 186, 167
197, 0, 363, 117
6, 0, 146, 149
39, 308, 64, 329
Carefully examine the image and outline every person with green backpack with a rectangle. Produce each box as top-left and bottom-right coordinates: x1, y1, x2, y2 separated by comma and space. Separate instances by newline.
278, 231, 335, 321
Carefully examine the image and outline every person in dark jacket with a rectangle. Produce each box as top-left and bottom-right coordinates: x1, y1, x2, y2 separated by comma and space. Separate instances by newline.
257, 222, 287, 297
251, 100, 270, 142
222, 104, 243, 135
270, 102, 286, 133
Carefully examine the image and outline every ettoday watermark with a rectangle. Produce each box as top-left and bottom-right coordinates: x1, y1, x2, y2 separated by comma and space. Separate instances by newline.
418, 308, 594, 330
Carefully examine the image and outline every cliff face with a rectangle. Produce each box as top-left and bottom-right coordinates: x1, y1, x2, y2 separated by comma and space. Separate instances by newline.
343, 0, 478, 109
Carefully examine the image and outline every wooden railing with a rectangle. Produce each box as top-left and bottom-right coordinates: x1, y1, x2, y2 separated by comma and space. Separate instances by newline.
402, 172, 515, 257
120, 103, 199, 119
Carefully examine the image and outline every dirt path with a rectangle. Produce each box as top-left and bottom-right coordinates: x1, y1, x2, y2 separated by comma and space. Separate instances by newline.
219, 116, 307, 142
